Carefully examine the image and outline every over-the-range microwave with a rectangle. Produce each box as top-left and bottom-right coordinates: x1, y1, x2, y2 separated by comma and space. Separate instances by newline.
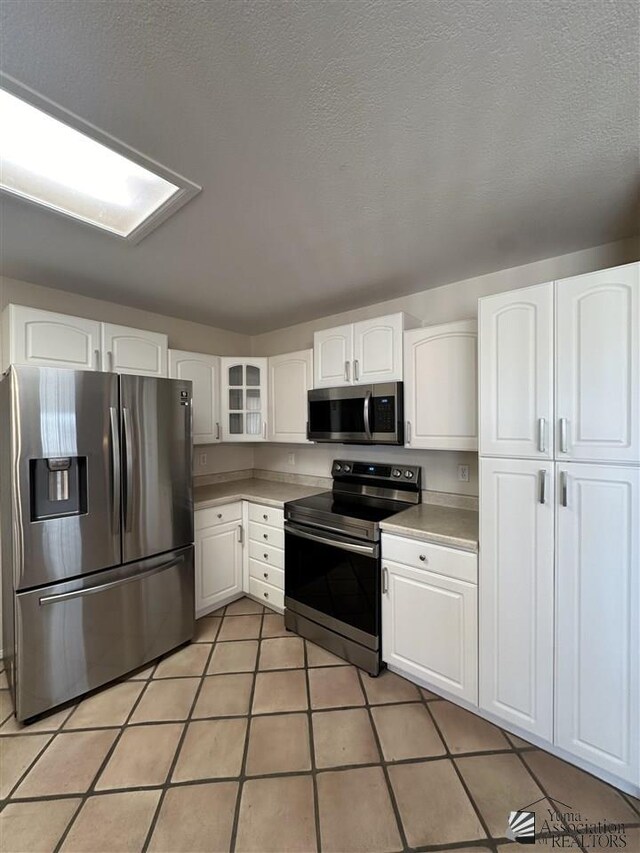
307, 382, 404, 445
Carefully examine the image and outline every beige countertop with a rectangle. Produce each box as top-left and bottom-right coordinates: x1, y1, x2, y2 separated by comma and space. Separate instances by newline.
193, 478, 325, 510
380, 503, 479, 552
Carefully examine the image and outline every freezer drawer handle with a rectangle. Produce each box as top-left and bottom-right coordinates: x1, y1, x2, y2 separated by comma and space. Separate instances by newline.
38, 557, 183, 606
109, 407, 121, 534
122, 407, 135, 532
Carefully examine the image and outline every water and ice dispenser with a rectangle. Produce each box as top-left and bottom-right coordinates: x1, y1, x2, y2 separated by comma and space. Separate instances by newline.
30, 457, 87, 521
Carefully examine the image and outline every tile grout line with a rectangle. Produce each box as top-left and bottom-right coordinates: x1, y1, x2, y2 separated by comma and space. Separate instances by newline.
354, 667, 411, 852
228, 605, 265, 853
420, 693, 499, 853
140, 612, 229, 852
52, 656, 162, 853
302, 638, 322, 853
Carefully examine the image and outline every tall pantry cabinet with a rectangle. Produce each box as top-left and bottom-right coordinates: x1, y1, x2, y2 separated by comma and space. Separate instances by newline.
478, 262, 639, 788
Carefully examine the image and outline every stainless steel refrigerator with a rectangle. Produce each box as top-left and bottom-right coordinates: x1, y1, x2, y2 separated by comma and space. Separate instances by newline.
0, 365, 195, 721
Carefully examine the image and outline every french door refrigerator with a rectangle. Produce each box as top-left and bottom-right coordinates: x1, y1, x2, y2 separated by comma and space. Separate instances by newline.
0, 365, 194, 721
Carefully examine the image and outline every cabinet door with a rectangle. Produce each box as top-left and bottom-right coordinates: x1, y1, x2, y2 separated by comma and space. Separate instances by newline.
268, 349, 312, 443
479, 283, 554, 458
555, 463, 639, 782
405, 320, 477, 450
169, 350, 221, 444
382, 560, 478, 703
195, 519, 243, 616
353, 314, 403, 384
479, 458, 554, 739
221, 358, 268, 441
556, 263, 639, 463
5, 304, 101, 371
102, 323, 168, 376
313, 324, 353, 388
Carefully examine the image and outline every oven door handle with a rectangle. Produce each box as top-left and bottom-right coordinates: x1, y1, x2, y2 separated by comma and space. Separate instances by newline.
286, 523, 378, 557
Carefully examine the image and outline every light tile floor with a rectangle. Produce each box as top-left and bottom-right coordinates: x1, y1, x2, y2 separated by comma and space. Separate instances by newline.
1, 597, 638, 852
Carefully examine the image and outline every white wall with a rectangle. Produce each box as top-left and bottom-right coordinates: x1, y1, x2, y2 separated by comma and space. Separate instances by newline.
254, 444, 478, 495
251, 237, 639, 355
0, 275, 252, 356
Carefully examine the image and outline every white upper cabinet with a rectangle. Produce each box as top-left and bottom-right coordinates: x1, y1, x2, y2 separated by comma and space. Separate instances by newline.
102, 322, 168, 376
313, 312, 417, 388
479, 282, 554, 459
555, 263, 639, 463
268, 349, 313, 443
479, 457, 555, 740
313, 324, 354, 387
2, 305, 169, 376
2, 304, 102, 372
220, 358, 268, 441
555, 463, 638, 783
352, 314, 404, 384
404, 320, 478, 450
169, 350, 221, 444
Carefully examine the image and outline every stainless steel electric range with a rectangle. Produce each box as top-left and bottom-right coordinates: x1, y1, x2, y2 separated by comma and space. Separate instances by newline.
284, 459, 422, 675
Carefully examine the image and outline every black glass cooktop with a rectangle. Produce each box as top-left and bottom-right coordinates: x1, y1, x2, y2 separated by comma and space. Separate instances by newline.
285, 491, 407, 524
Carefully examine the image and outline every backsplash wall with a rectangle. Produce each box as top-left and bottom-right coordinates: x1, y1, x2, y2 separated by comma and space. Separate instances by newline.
253, 444, 479, 496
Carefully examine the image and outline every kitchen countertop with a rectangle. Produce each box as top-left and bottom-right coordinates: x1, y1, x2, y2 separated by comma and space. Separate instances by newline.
194, 478, 325, 509
380, 503, 479, 552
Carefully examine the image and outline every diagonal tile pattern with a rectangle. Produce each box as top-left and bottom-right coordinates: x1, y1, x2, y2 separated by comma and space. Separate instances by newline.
0, 598, 638, 853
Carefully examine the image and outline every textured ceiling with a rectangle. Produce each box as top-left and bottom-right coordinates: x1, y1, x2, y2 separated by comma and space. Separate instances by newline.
1, 0, 638, 333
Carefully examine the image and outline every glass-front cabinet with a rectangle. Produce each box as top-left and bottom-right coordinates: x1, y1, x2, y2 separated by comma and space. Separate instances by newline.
220, 358, 268, 441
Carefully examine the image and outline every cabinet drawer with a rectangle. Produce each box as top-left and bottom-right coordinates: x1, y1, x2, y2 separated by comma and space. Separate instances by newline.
382, 534, 477, 583
195, 502, 242, 530
249, 576, 284, 610
248, 540, 284, 570
248, 503, 284, 529
249, 522, 284, 549
249, 558, 284, 590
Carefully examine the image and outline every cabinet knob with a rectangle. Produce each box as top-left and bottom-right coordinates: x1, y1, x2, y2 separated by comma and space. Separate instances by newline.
263, 514, 268, 520
263, 572, 269, 578
263, 533, 268, 540
217, 513, 222, 519
264, 591, 269, 599
263, 553, 268, 560
419, 554, 427, 562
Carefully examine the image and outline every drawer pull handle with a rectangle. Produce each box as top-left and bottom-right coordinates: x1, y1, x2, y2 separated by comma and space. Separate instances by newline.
263, 572, 269, 579
217, 513, 222, 519
263, 534, 268, 540
264, 591, 269, 599
419, 554, 427, 562
263, 514, 268, 520
263, 553, 268, 560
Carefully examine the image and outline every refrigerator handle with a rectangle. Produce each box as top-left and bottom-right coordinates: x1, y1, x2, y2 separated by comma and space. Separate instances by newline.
122, 407, 135, 532
109, 407, 121, 534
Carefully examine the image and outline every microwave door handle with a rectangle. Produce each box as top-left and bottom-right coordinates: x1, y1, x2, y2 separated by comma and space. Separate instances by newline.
363, 391, 372, 438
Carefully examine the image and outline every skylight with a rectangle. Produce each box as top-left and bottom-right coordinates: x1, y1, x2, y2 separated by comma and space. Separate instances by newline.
0, 79, 200, 242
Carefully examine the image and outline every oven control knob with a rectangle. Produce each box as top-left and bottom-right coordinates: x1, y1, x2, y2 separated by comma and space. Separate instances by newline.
392, 469, 402, 478
334, 463, 342, 472
404, 470, 414, 479
342, 464, 351, 473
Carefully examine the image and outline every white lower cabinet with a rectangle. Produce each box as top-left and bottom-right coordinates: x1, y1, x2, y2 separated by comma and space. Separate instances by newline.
479, 458, 555, 740
246, 503, 285, 611
382, 535, 478, 703
555, 463, 639, 783
195, 507, 243, 616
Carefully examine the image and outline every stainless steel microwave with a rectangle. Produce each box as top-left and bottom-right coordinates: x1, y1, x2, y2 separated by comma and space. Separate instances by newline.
307, 382, 404, 444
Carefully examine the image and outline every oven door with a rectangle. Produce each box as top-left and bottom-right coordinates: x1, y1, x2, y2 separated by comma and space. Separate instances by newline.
284, 521, 380, 648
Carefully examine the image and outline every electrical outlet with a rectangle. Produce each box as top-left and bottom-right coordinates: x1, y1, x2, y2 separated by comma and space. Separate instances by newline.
458, 464, 469, 482
287, 453, 296, 465
198, 451, 208, 468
